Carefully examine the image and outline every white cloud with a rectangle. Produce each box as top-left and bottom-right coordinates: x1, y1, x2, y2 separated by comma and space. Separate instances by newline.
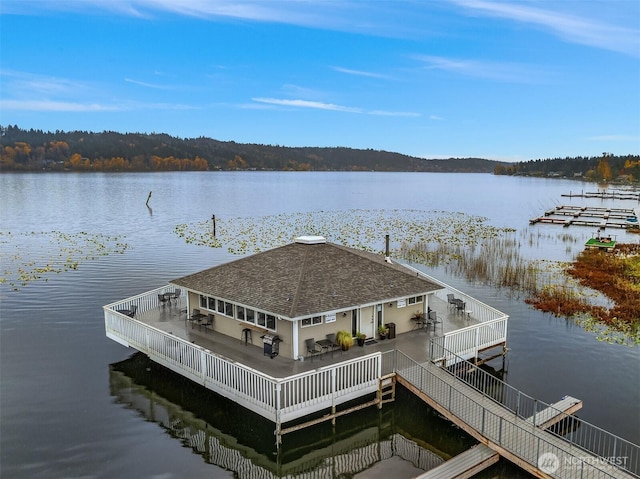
252, 97, 362, 113
450, 0, 640, 57
0, 99, 120, 112
124, 78, 175, 89
331, 66, 389, 79
415, 55, 552, 83
369, 110, 420, 117
587, 135, 640, 142
252, 97, 420, 117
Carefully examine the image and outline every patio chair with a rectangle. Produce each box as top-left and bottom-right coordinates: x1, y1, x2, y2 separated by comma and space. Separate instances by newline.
305, 338, 323, 362
158, 293, 169, 307
427, 310, 440, 331
447, 294, 456, 309
202, 314, 214, 333
172, 288, 181, 304
325, 333, 340, 357
187, 308, 200, 329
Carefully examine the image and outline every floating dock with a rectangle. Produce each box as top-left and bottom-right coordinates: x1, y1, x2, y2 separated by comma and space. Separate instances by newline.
561, 191, 640, 201
526, 395, 583, 430
530, 205, 638, 229
416, 444, 498, 479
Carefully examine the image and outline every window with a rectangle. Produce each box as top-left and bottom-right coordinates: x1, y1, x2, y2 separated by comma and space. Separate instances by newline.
407, 295, 423, 305
301, 315, 322, 327
266, 314, 276, 329
195, 295, 273, 330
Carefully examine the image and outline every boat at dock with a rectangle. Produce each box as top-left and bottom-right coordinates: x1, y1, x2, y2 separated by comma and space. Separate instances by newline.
625, 208, 640, 228
585, 230, 617, 251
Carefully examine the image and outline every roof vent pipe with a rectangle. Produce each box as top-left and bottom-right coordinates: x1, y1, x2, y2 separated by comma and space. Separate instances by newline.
385, 234, 392, 263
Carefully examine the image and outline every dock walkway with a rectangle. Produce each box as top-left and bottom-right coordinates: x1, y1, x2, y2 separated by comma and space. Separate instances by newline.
395, 353, 637, 479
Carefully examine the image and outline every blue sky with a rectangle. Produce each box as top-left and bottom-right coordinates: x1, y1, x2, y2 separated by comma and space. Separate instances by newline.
1, 1, 638, 161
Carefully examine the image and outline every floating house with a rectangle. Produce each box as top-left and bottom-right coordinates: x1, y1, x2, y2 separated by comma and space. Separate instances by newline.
104, 236, 508, 434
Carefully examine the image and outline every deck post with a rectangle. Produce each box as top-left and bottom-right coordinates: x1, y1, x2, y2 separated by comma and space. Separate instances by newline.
331, 369, 337, 423
200, 350, 206, 385
275, 382, 282, 447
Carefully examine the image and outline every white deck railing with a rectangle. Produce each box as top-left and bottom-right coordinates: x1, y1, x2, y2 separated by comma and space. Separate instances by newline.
403, 267, 509, 364
104, 306, 382, 424
430, 317, 508, 365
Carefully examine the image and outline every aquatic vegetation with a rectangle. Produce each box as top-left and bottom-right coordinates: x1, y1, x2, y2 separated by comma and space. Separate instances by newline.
0, 231, 128, 290
173, 209, 515, 256
526, 244, 640, 345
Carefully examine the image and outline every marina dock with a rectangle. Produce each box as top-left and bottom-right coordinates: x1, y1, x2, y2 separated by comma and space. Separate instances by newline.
561, 191, 640, 201
530, 205, 638, 229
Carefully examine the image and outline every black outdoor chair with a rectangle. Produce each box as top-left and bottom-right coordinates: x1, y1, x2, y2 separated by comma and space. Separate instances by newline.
325, 333, 340, 357
172, 288, 181, 304
447, 293, 456, 309
187, 308, 201, 328
202, 314, 214, 333
158, 293, 169, 307
305, 338, 323, 362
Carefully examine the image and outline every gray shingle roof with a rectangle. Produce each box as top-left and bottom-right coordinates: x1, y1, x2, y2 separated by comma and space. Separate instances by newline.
171, 240, 442, 319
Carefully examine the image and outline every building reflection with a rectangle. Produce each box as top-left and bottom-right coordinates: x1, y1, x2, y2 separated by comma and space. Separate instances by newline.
109, 353, 472, 478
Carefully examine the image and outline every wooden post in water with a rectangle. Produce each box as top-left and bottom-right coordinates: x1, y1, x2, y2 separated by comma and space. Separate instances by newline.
212, 214, 216, 236
146, 191, 152, 206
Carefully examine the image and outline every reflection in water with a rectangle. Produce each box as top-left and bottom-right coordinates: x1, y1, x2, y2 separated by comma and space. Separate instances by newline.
109, 353, 476, 478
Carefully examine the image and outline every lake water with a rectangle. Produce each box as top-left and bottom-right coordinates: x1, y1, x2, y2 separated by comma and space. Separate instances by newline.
1, 172, 638, 479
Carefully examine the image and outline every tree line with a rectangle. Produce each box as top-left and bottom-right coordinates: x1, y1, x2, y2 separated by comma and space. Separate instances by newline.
1, 126, 637, 182
494, 153, 640, 182
0, 125, 502, 173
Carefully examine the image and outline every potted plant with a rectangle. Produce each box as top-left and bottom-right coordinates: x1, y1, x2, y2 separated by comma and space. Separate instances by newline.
378, 324, 389, 340
336, 330, 354, 350
356, 331, 366, 346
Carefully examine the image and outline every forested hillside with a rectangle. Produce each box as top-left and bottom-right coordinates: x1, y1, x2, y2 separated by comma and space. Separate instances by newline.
0, 125, 502, 173
2, 126, 637, 182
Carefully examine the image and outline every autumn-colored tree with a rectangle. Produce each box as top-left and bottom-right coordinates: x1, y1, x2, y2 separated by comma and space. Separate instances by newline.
1, 146, 17, 168
227, 154, 247, 170
596, 154, 613, 180
193, 156, 209, 170
47, 141, 69, 162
